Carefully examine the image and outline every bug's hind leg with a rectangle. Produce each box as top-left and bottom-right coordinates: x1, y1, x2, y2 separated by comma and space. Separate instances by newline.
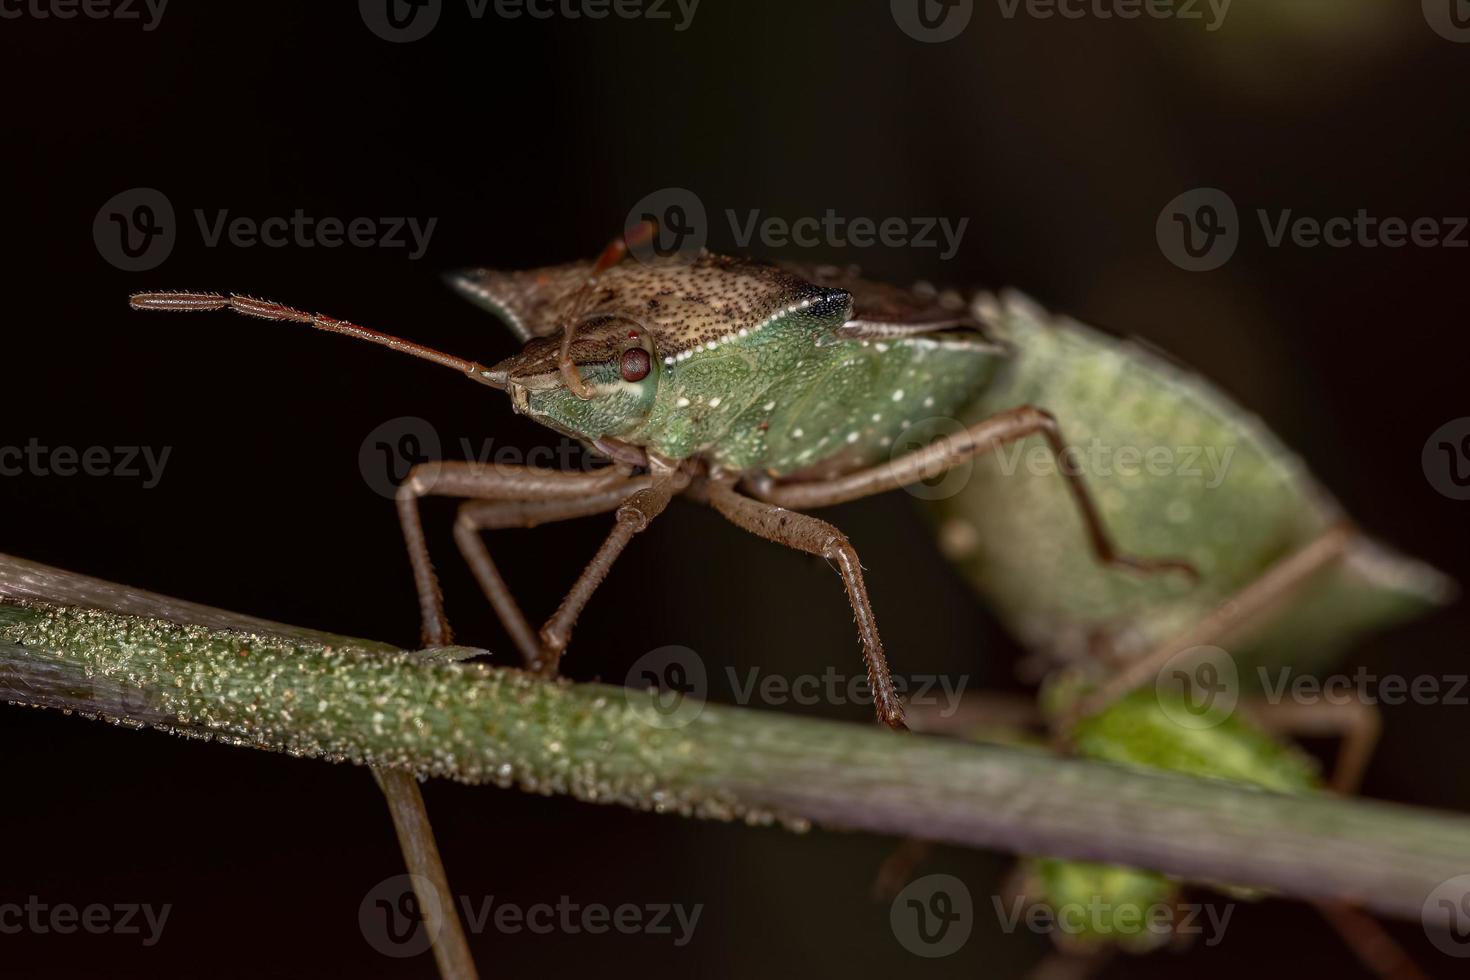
698, 475, 907, 730
1241, 697, 1381, 796
743, 404, 1197, 579
1067, 521, 1356, 725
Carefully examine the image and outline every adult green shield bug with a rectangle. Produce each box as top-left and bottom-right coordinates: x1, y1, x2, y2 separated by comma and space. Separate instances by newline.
129, 229, 1452, 972
129, 228, 1203, 731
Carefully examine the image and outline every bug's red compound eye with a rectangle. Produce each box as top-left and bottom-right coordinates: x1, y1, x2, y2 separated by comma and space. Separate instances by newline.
619, 347, 651, 382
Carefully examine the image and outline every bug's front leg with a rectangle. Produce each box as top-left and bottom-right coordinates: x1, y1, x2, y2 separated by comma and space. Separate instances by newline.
697, 475, 907, 730
395, 460, 635, 652
398, 459, 681, 674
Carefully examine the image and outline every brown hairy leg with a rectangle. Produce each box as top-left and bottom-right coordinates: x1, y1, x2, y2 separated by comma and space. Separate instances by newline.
744, 404, 1197, 578
697, 474, 906, 730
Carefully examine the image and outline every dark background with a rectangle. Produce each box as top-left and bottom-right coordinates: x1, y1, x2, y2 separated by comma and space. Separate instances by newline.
3, 1, 1469, 976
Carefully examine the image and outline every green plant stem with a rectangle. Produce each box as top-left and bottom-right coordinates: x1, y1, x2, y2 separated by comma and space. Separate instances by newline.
1, 552, 1467, 925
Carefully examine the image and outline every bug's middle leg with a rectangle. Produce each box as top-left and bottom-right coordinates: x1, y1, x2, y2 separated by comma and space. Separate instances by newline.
452, 483, 653, 669
699, 475, 906, 730
744, 404, 1197, 579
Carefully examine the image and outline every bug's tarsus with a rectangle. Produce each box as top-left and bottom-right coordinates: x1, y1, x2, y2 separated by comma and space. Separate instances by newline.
129, 290, 507, 389
129, 290, 230, 312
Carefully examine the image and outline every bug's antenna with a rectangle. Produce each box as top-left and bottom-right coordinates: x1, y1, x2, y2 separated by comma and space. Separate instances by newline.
129, 292, 507, 389
555, 220, 658, 400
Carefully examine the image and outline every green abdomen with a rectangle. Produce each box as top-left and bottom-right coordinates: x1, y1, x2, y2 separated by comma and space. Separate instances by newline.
930, 294, 1448, 675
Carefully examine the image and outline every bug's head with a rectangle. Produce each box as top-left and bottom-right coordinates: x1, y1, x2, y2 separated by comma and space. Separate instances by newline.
485, 311, 659, 442
450, 252, 839, 444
